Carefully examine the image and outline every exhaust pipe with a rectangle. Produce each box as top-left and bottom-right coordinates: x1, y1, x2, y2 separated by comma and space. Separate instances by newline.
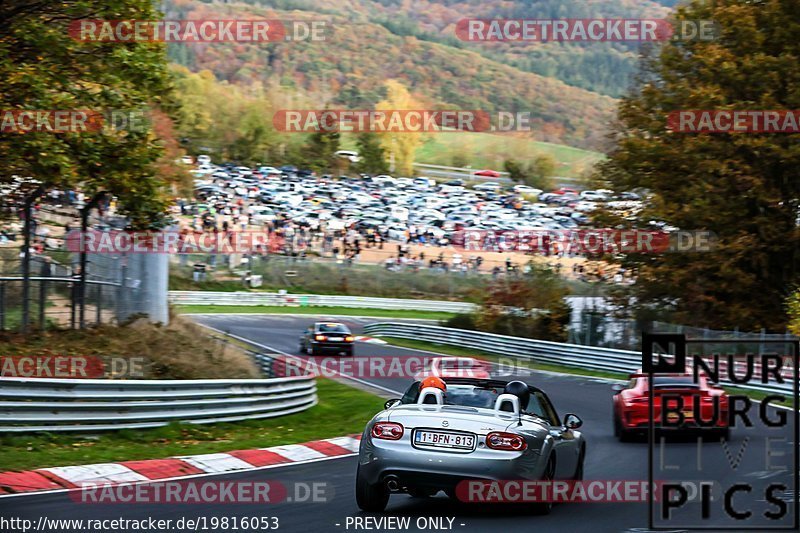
385, 475, 400, 491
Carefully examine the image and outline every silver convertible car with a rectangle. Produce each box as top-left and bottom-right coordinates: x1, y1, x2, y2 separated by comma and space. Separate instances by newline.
356, 377, 586, 513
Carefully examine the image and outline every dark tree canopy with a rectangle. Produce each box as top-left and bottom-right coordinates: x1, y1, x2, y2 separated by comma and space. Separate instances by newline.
599, 0, 800, 331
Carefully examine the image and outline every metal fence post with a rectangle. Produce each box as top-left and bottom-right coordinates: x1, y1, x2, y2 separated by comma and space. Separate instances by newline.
79, 191, 107, 329
70, 275, 77, 329
38, 278, 46, 330
21, 186, 44, 333
0, 282, 5, 331
117, 261, 127, 323
96, 284, 102, 325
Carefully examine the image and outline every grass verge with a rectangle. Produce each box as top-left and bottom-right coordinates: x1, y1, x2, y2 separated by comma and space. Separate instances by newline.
0, 379, 379, 472
177, 305, 454, 321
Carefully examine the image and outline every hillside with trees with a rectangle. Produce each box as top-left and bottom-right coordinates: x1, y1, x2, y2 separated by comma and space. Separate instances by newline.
164, 0, 618, 151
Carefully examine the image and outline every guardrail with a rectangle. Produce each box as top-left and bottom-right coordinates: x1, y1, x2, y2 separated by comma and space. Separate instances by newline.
0, 376, 317, 432
169, 291, 477, 313
362, 322, 795, 395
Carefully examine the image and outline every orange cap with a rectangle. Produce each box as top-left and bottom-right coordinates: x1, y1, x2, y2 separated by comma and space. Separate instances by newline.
420, 376, 446, 391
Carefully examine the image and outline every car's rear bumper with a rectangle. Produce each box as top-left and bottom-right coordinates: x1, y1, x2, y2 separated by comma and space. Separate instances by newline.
621, 415, 729, 432
311, 341, 353, 352
620, 407, 729, 430
358, 435, 544, 489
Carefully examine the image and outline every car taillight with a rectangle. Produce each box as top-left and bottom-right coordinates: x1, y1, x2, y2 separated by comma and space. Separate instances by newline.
371, 422, 404, 440
345, 336, 355, 342
486, 432, 527, 451
314, 334, 327, 341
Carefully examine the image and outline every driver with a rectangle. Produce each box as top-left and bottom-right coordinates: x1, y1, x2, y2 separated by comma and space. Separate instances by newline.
420, 376, 447, 404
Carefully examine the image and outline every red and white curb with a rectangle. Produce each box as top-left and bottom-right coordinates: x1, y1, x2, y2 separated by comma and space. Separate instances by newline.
0, 435, 361, 497
354, 335, 387, 344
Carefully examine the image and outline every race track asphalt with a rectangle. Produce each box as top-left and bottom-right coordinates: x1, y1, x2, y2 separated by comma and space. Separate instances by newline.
1, 313, 795, 533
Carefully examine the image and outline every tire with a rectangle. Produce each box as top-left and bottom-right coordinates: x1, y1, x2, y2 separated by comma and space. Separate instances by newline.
345, 347, 354, 357
298, 343, 306, 354
355, 465, 389, 512
614, 413, 632, 442
572, 446, 585, 481
532, 455, 556, 515
309, 346, 318, 356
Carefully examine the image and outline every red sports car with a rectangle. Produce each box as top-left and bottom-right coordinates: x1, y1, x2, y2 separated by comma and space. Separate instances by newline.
553, 187, 579, 195
612, 371, 729, 441
474, 169, 501, 177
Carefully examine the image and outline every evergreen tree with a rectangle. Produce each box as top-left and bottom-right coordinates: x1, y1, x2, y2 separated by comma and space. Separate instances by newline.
355, 133, 389, 175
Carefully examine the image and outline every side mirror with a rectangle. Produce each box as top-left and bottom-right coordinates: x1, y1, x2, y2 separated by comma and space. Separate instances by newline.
384, 399, 401, 410
563, 413, 582, 430
611, 384, 625, 394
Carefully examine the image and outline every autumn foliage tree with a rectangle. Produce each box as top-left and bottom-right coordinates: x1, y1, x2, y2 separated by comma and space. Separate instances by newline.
449, 265, 571, 342
0, 0, 177, 228
376, 80, 422, 176
598, 0, 800, 332
504, 155, 556, 189
171, 67, 279, 166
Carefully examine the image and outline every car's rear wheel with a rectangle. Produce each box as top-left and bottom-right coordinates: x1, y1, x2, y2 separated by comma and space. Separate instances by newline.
614, 412, 632, 442
355, 465, 389, 512
572, 446, 585, 481
532, 455, 556, 515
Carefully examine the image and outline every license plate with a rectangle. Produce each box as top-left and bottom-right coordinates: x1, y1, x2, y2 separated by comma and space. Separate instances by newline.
414, 430, 475, 450
328, 337, 343, 341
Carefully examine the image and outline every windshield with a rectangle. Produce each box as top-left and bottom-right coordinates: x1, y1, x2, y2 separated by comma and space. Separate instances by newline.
316, 323, 350, 333
400, 382, 554, 423
651, 376, 700, 388
439, 359, 483, 370
444, 385, 501, 408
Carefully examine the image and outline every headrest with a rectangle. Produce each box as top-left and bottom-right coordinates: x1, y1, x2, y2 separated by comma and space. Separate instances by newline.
418, 387, 445, 405
494, 393, 520, 415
